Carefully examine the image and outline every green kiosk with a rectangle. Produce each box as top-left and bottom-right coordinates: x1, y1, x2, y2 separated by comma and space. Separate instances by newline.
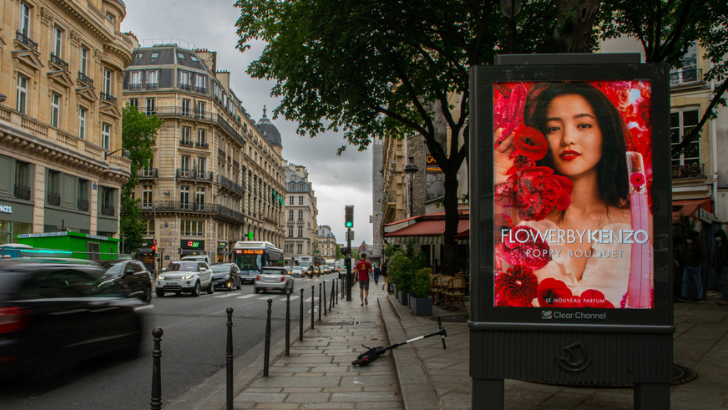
17, 232, 119, 261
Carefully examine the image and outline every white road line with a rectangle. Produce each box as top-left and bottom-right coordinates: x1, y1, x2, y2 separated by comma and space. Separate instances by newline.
236, 294, 256, 299
214, 293, 236, 298
136, 304, 154, 311
303, 297, 319, 302
287, 296, 299, 301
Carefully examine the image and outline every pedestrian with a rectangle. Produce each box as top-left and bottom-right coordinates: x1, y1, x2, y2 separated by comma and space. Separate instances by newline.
382, 262, 388, 291
679, 230, 704, 302
373, 263, 381, 285
354, 253, 372, 306
713, 229, 728, 306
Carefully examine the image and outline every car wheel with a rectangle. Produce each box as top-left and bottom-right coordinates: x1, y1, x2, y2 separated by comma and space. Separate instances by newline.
156, 289, 165, 297
207, 281, 214, 294
191, 282, 200, 297
143, 287, 152, 303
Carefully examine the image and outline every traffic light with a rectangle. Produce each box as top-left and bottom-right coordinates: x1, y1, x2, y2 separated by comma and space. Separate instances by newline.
152, 245, 156, 252
344, 257, 351, 270
345, 205, 354, 228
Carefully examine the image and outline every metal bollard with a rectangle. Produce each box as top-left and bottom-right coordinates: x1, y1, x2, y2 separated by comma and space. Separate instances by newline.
299, 288, 304, 341
311, 285, 315, 330
319, 283, 322, 322
285, 291, 291, 356
150, 328, 163, 410
226, 307, 234, 410
330, 280, 335, 310
264, 299, 272, 377
323, 281, 327, 316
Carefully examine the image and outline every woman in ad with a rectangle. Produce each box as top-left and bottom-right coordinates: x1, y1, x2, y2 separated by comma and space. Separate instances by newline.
493, 81, 653, 309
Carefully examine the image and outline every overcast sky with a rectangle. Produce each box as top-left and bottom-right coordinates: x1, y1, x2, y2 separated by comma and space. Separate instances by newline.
121, 0, 374, 246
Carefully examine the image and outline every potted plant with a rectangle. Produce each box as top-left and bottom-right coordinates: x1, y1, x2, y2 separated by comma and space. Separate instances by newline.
409, 268, 433, 316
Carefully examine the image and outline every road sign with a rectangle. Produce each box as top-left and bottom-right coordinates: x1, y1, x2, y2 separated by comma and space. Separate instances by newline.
153, 238, 157, 246
359, 242, 366, 253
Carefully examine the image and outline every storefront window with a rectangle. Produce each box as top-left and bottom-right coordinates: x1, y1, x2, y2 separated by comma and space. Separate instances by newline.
0, 221, 31, 244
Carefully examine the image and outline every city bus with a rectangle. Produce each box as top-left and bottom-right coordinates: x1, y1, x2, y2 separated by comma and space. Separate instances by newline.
232, 241, 285, 282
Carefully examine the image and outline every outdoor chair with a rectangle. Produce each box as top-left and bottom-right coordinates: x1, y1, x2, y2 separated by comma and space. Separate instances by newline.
444, 277, 467, 312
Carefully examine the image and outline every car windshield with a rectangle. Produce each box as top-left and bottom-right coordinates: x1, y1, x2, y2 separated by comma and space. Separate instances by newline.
235, 253, 263, 271
167, 262, 198, 271
99, 261, 124, 275
300, 262, 311, 268
211, 265, 231, 272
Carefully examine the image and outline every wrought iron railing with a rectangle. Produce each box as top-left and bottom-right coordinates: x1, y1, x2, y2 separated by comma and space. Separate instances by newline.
101, 206, 116, 216
217, 174, 245, 196
179, 83, 192, 91
145, 83, 159, 90
176, 169, 213, 181
16, 31, 37, 52
138, 168, 158, 178
195, 142, 209, 149
145, 106, 215, 122
233, 160, 239, 168
77, 199, 89, 211
47, 192, 61, 206
218, 148, 226, 158
195, 86, 207, 94
50, 53, 69, 71
217, 116, 246, 147
128, 83, 142, 91
14, 184, 31, 200
179, 139, 194, 147
672, 163, 705, 179
100, 92, 117, 104
670, 67, 702, 86
78, 71, 94, 86
149, 201, 244, 221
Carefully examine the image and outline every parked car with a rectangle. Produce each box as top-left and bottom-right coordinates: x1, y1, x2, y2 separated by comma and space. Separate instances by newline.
156, 261, 214, 297
0, 260, 144, 379
254, 267, 294, 294
97, 260, 153, 303
211, 263, 242, 290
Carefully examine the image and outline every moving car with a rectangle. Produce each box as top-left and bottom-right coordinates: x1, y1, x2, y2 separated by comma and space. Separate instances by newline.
181, 255, 211, 264
290, 265, 305, 278
211, 263, 243, 290
156, 261, 214, 297
0, 260, 144, 379
254, 267, 294, 294
97, 260, 153, 303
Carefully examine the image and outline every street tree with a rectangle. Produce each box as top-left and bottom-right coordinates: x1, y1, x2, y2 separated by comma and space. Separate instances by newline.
120, 105, 162, 254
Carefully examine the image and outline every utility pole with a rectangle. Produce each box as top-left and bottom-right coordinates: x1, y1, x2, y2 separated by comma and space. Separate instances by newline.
345, 205, 354, 302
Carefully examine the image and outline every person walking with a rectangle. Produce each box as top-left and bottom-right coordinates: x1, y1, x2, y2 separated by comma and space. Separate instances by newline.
713, 229, 728, 306
373, 263, 381, 285
680, 231, 704, 302
354, 253, 372, 306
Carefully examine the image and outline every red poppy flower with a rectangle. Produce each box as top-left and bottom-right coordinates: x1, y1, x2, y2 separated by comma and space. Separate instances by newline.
494, 266, 538, 307
537, 278, 581, 307
630, 172, 645, 188
494, 83, 527, 147
514, 127, 548, 161
496, 226, 551, 270
507, 151, 535, 175
579, 289, 614, 308
506, 167, 574, 221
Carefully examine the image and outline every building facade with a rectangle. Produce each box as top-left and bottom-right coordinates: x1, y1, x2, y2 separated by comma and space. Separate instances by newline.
283, 163, 317, 262
316, 224, 336, 260
122, 44, 286, 264
0, 0, 134, 245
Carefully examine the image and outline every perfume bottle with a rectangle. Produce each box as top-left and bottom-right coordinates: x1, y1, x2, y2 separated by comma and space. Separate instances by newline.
625, 152, 653, 308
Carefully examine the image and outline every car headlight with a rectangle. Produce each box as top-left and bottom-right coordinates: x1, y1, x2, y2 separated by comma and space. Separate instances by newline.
181, 275, 193, 280
158, 275, 165, 280
222, 275, 231, 281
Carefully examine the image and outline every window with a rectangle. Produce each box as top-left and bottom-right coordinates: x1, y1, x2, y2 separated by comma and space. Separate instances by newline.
50, 93, 60, 127
102, 123, 111, 150
181, 156, 191, 171
106, 13, 115, 23
297, 226, 303, 237
298, 210, 303, 221
196, 75, 205, 91
196, 101, 206, 118
19, 2, 31, 36
299, 196, 303, 205
104, 69, 113, 95
288, 226, 293, 237
195, 187, 205, 206
182, 127, 192, 145
197, 157, 207, 173
179, 71, 190, 89
80, 47, 88, 75
299, 183, 304, 190
135, 53, 142, 59
128, 98, 138, 107
146, 98, 155, 115
288, 210, 293, 221
191, 56, 198, 62
197, 129, 206, 145
180, 186, 190, 208
670, 43, 699, 85
16, 75, 28, 114
144, 220, 155, 235
53, 26, 63, 57
181, 220, 204, 236
671, 109, 701, 171
151, 52, 158, 59
178, 53, 185, 59
142, 186, 153, 209
289, 196, 293, 205
182, 99, 191, 116
297, 244, 303, 254
78, 107, 87, 139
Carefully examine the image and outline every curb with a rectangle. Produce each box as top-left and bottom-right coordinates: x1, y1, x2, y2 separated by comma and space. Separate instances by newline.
380, 293, 440, 410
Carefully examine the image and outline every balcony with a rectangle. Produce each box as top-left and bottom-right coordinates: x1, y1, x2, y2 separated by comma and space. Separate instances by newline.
149, 201, 244, 221
128, 83, 142, 91
672, 163, 706, 179
138, 168, 158, 178
670, 67, 702, 86
13, 184, 31, 200
217, 174, 245, 196
218, 148, 226, 158
217, 116, 246, 147
78, 71, 94, 86
145, 83, 159, 90
16, 31, 38, 52
101, 206, 116, 216
50, 53, 69, 71
195, 142, 209, 149
179, 83, 192, 91
233, 159, 239, 168
176, 169, 213, 181
179, 139, 194, 148
77, 199, 89, 212
195, 86, 207, 94
47, 192, 61, 206
100, 92, 117, 105
147, 106, 215, 122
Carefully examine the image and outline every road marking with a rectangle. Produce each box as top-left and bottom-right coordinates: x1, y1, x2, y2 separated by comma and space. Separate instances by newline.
136, 304, 154, 311
287, 295, 299, 301
303, 297, 319, 302
214, 293, 236, 298
237, 294, 256, 299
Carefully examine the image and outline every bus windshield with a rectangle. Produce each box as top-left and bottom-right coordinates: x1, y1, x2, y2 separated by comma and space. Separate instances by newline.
235, 253, 263, 271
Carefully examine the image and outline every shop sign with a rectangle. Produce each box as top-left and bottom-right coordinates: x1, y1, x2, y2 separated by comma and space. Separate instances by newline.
180, 240, 205, 249
18, 232, 68, 238
87, 234, 109, 241
0, 204, 13, 214
699, 208, 713, 224
425, 155, 442, 173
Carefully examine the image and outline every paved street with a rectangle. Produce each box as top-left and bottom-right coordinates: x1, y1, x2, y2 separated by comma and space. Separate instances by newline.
0, 273, 338, 410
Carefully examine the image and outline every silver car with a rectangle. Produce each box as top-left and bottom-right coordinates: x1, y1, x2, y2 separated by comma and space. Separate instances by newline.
156, 261, 214, 297
254, 267, 294, 294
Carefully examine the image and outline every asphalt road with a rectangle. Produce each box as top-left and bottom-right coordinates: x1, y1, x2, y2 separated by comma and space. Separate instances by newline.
0, 272, 340, 410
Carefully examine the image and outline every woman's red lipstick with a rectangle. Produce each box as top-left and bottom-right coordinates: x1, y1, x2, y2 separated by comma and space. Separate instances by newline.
560, 150, 580, 160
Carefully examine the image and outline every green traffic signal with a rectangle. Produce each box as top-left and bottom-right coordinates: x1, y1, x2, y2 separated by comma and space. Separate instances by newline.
345, 221, 352, 228
345, 205, 354, 228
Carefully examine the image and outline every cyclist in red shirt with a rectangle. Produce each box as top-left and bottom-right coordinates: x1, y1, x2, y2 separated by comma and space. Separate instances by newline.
354, 253, 372, 306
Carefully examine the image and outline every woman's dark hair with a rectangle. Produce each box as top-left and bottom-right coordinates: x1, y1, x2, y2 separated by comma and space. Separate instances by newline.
524, 81, 630, 210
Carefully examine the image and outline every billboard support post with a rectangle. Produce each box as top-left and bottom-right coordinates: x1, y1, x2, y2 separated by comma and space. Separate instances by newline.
469, 54, 673, 410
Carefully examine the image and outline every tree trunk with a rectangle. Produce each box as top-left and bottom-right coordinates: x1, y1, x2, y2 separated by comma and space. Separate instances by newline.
441, 167, 460, 275
553, 0, 602, 53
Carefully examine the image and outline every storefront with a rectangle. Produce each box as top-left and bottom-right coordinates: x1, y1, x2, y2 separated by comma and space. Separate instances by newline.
217, 241, 229, 263
0, 201, 33, 244
180, 239, 206, 256
17, 231, 119, 261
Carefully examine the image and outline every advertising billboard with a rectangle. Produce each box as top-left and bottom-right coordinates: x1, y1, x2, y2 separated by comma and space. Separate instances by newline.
493, 80, 653, 310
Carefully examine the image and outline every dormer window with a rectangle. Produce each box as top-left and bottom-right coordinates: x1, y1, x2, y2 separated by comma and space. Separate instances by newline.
191, 56, 198, 62
135, 53, 142, 59
178, 53, 185, 59
151, 53, 159, 59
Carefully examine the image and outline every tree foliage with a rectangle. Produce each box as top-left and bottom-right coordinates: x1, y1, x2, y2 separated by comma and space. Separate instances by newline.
119, 105, 162, 254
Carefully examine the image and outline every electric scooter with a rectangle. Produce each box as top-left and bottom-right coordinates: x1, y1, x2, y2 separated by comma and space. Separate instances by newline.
351, 317, 447, 366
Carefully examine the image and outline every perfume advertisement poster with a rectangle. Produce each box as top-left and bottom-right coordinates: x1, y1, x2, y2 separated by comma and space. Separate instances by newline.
493, 81, 653, 309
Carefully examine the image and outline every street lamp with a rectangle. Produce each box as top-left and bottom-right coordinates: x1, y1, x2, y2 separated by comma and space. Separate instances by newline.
500, 0, 522, 54
403, 156, 419, 217
104, 148, 130, 160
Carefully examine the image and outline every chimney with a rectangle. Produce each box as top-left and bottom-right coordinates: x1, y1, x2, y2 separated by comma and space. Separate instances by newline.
194, 49, 217, 73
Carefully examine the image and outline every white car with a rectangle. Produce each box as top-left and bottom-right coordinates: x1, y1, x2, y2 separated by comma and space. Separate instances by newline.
290, 266, 305, 278
254, 267, 294, 294
156, 261, 214, 297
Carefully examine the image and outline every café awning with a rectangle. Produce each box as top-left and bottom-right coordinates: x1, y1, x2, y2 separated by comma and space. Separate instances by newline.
673, 198, 712, 223
384, 211, 469, 245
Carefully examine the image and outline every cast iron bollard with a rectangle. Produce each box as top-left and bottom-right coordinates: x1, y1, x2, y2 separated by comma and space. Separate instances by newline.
330, 280, 335, 310
264, 299, 272, 377
299, 288, 304, 341
150, 327, 163, 410
323, 281, 327, 316
311, 285, 315, 330
285, 291, 291, 356
226, 307, 233, 410
319, 283, 323, 321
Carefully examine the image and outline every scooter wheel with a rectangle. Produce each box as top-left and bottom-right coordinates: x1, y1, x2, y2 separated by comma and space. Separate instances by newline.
352, 359, 365, 366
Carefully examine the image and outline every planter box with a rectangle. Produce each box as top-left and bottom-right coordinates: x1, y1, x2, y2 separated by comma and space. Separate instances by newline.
409, 296, 433, 316
399, 291, 409, 305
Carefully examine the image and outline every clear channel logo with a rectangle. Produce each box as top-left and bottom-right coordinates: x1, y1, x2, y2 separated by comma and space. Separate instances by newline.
541, 310, 606, 320
542, 310, 552, 319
